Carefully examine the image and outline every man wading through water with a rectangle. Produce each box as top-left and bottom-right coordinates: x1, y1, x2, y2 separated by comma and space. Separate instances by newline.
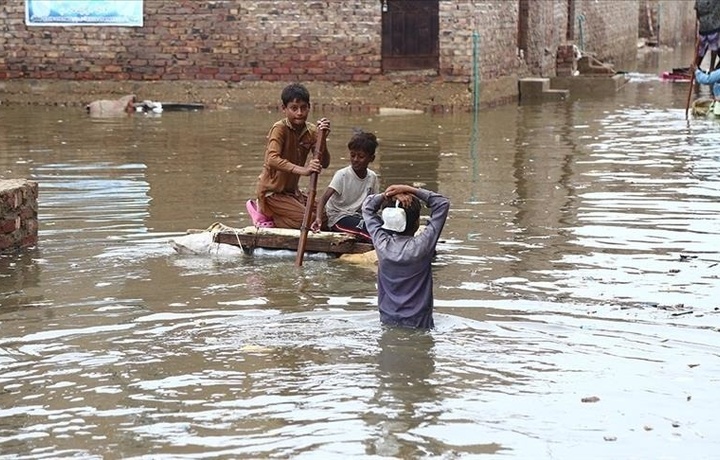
362, 185, 450, 329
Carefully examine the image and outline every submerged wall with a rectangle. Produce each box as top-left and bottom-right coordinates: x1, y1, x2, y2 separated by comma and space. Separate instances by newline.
0, 180, 39, 253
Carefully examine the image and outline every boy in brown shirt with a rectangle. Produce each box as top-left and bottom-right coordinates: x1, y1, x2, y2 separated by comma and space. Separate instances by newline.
253, 83, 331, 229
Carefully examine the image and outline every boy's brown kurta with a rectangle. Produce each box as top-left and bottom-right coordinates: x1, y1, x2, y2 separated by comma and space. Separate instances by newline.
255, 119, 323, 228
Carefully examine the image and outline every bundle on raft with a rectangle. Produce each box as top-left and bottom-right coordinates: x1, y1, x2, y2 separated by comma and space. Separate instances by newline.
691, 97, 720, 117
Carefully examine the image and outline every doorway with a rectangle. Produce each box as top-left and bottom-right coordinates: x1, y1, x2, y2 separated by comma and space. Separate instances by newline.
381, 0, 439, 71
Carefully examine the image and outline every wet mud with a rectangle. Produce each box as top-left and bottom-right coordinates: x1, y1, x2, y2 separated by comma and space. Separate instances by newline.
0, 78, 477, 112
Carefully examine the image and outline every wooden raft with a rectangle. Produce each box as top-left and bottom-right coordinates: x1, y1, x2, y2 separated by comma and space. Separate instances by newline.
210, 225, 374, 255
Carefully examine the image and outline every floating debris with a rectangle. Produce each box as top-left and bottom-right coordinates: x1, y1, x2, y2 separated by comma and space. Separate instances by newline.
671, 310, 694, 317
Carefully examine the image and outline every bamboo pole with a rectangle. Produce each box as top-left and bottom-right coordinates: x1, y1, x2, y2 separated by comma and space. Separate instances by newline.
295, 127, 328, 267
686, 22, 701, 120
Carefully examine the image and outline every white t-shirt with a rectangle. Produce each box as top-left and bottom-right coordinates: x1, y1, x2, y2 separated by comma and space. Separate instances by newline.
325, 165, 379, 227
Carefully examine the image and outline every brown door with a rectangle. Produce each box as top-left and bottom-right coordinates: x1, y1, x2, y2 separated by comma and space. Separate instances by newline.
381, 0, 439, 71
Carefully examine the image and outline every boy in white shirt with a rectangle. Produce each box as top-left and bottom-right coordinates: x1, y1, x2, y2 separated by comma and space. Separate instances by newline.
311, 130, 380, 242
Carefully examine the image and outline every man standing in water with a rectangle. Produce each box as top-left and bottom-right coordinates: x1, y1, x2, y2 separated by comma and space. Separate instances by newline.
693, 63, 720, 115
362, 185, 450, 329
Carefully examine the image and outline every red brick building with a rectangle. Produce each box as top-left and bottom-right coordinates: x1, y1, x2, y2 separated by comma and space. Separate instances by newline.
0, 1, 697, 107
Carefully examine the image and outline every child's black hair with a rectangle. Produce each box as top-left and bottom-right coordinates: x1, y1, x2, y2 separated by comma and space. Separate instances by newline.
281, 83, 310, 106
347, 130, 378, 157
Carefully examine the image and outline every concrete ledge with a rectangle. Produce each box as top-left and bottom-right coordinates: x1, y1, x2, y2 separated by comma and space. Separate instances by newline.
519, 78, 551, 93
518, 78, 569, 104
543, 89, 570, 102
518, 78, 550, 104
550, 73, 630, 97
0, 78, 515, 113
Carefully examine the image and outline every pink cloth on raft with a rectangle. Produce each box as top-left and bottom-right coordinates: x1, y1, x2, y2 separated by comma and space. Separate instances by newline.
246, 199, 275, 228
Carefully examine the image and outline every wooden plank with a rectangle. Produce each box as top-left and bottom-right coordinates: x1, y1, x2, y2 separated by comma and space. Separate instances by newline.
211, 226, 374, 255
161, 102, 205, 111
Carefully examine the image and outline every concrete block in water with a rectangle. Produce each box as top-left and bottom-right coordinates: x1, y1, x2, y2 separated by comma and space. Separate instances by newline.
0, 179, 38, 252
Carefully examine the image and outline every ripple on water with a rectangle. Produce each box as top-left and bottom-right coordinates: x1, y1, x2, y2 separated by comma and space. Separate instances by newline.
1, 304, 719, 458
1, 87, 720, 458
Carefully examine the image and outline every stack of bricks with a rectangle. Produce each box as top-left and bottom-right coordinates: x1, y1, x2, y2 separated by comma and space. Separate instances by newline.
556, 44, 577, 77
0, 180, 39, 253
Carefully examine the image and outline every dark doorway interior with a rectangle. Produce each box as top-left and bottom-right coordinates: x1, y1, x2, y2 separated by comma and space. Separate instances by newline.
381, 0, 439, 71
518, 0, 529, 56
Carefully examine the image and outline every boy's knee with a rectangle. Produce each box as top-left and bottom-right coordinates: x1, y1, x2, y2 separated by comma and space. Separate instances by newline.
273, 215, 302, 229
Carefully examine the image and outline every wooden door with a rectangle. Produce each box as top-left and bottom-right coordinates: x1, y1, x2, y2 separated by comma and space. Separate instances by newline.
381, 0, 439, 71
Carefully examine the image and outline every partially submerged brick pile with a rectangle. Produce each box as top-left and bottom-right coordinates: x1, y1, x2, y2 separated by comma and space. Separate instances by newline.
0, 179, 38, 253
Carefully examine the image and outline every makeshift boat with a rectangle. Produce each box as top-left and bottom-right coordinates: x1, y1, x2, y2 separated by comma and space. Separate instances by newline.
171, 222, 374, 258
211, 223, 373, 255
661, 67, 691, 82
170, 197, 376, 263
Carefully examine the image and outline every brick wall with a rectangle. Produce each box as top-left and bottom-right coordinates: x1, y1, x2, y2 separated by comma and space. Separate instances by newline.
639, 1, 696, 46
656, 0, 697, 46
0, 1, 695, 106
446, 1, 525, 81
522, 1, 571, 77
574, 0, 641, 64
0, 1, 385, 83
639, 0, 660, 39
0, 180, 39, 253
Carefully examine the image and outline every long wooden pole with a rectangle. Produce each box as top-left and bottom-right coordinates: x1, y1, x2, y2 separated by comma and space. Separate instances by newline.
295, 127, 328, 267
686, 22, 701, 120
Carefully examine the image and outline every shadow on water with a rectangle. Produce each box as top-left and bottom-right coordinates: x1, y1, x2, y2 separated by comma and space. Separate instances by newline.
1, 48, 720, 458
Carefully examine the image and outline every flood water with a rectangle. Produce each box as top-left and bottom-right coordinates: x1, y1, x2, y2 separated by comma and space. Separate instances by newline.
1, 50, 719, 459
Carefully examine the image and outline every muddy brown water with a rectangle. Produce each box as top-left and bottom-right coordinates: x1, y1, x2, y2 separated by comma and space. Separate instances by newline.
1, 55, 720, 458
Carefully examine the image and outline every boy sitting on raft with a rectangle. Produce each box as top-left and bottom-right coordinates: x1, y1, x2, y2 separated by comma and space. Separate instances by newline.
310, 130, 379, 242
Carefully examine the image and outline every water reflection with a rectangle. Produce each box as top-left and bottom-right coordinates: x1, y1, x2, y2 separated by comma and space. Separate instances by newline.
1, 48, 720, 457
368, 328, 440, 457
0, 249, 44, 312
